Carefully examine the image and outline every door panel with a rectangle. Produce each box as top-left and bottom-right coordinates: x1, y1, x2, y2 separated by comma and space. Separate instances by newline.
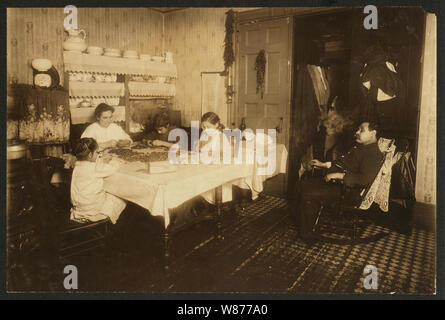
236, 18, 291, 197
246, 29, 261, 47
266, 26, 282, 45
237, 18, 290, 146
245, 54, 258, 95
265, 52, 281, 95
265, 103, 284, 117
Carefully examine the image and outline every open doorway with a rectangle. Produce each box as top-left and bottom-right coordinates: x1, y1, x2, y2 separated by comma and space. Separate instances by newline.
288, 8, 425, 198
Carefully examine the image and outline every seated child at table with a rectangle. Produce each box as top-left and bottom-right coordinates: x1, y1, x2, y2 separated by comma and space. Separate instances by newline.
142, 111, 179, 148
70, 137, 126, 224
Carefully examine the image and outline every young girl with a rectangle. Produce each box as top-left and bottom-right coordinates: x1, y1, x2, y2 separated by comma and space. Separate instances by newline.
198, 112, 228, 158
70, 137, 126, 224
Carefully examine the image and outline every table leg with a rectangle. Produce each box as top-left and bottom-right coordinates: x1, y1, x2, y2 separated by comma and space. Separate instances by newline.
215, 185, 223, 240
161, 185, 170, 273
163, 228, 170, 271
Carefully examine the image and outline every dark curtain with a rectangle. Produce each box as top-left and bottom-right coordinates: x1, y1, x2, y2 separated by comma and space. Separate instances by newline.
288, 64, 321, 195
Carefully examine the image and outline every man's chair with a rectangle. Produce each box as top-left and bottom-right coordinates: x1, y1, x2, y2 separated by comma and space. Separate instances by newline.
312, 138, 396, 244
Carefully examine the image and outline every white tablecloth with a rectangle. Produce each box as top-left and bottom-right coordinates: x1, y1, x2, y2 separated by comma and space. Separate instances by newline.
103, 144, 287, 228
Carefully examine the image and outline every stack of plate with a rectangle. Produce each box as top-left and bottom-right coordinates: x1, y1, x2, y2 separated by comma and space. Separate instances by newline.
104, 48, 121, 57
151, 56, 164, 62
123, 50, 138, 59
87, 46, 104, 55
139, 54, 151, 61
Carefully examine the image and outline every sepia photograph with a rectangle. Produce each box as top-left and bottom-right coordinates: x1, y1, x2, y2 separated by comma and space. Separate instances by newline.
5, 5, 437, 295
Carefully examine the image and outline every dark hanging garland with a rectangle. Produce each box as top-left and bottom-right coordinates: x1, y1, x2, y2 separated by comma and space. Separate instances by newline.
255, 49, 266, 98
223, 9, 235, 71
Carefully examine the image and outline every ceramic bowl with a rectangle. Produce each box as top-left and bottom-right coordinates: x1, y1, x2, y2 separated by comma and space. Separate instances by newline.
104, 52, 121, 57
69, 72, 77, 81
105, 48, 120, 53
152, 56, 164, 62
158, 76, 166, 84
80, 99, 91, 108
81, 73, 93, 82
140, 54, 151, 61
123, 50, 138, 59
74, 73, 83, 81
87, 46, 104, 55
104, 48, 121, 57
94, 74, 106, 82
31, 58, 52, 72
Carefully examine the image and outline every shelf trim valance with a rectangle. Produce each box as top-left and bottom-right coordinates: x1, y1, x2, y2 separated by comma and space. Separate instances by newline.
63, 52, 177, 78
128, 81, 176, 97
68, 81, 125, 98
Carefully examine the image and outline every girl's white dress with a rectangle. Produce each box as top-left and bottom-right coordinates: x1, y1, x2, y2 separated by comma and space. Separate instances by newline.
70, 158, 126, 224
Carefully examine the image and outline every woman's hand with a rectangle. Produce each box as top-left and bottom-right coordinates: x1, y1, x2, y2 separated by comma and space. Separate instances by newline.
116, 139, 131, 148
143, 139, 154, 147
98, 140, 117, 150
109, 140, 118, 148
152, 140, 171, 148
100, 153, 113, 163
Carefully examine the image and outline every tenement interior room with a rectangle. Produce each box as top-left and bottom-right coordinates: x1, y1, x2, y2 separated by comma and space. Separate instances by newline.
6, 6, 436, 293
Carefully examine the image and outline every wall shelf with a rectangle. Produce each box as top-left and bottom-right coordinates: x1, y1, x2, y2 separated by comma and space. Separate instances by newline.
63, 51, 177, 78
63, 52, 177, 131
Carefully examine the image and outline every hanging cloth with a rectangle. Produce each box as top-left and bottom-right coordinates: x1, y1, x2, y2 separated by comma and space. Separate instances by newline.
307, 65, 330, 111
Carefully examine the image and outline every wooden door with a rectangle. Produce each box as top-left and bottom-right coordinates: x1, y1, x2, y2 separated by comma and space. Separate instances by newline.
236, 17, 291, 196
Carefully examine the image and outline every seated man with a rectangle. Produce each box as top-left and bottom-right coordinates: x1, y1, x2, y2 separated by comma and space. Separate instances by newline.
295, 121, 384, 241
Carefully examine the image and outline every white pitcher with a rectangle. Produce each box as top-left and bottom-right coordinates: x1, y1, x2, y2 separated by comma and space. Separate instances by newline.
63, 28, 87, 52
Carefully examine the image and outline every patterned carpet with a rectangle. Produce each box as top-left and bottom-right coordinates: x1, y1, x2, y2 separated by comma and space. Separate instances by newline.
14, 195, 434, 293
162, 195, 436, 294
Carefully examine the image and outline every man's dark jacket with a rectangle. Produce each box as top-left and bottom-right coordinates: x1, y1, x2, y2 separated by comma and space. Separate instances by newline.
328, 141, 384, 188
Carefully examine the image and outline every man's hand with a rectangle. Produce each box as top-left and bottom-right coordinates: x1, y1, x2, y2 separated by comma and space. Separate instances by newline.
324, 172, 345, 182
310, 159, 331, 169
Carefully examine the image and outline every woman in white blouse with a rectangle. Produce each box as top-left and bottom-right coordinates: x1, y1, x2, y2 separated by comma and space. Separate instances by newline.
81, 103, 132, 150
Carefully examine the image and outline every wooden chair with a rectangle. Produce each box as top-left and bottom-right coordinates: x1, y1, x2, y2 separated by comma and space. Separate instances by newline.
57, 214, 111, 263
35, 157, 111, 263
312, 138, 396, 244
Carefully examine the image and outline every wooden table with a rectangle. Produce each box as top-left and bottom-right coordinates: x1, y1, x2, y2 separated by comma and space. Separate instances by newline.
103, 145, 288, 270
104, 162, 255, 269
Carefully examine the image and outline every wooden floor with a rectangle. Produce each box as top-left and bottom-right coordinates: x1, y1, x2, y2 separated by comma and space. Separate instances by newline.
7, 195, 436, 294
